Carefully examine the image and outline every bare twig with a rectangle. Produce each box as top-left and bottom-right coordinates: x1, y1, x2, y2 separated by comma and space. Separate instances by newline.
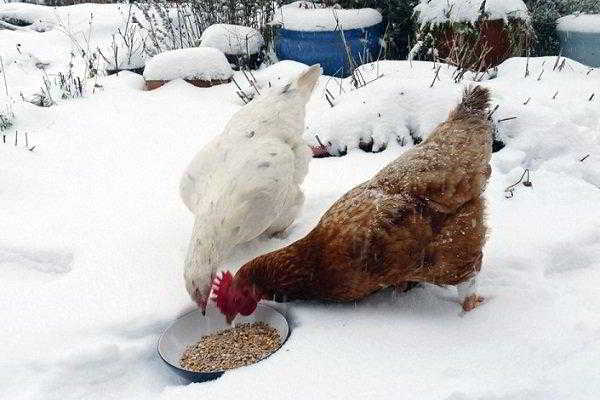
504, 168, 532, 198
487, 104, 499, 120
523, 97, 531, 105
552, 53, 561, 71
558, 59, 567, 72
315, 135, 325, 148
498, 116, 517, 123
552, 91, 559, 100
537, 69, 544, 81
589, 93, 595, 101
580, 154, 590, 162
324, 92, 334, 107
0, 56, 8, 96
430, 66, 441, 88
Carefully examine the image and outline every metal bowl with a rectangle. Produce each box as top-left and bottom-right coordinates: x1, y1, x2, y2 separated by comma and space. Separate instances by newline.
157, 304, 290, 382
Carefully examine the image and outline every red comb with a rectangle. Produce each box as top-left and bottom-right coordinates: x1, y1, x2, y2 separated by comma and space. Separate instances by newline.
210, 271, 233, 310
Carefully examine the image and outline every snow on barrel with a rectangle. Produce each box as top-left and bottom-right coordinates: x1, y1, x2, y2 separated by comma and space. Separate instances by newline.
557, 14, 600, 68
271, 1, 383, 77
143, 47, 233, 90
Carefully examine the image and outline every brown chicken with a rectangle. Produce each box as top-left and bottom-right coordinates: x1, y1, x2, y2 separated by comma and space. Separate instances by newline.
212, 86, 493, 323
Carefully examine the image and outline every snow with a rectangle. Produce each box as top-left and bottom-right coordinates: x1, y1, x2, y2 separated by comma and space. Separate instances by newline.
557, 14, 600, 33
143, 47, 233, 82
200, 24, 264, 56
270, 1, 382, 31
414, 0, 530, 26
2, 4, 600, 400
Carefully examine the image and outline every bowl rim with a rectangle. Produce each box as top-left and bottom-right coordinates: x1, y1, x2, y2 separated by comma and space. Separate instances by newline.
157, 303, 290, 375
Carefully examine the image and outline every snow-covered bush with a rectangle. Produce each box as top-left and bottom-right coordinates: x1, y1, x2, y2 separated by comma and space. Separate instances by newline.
133, 0, 278, 58
0, 58, 14, 132
413, 0, 532, 69
200, 24, 265, 70
524, 0, 600, 56
0, 99, 14, 132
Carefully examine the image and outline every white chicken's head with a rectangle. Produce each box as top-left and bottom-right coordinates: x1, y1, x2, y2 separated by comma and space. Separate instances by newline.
222, 64, 321, 142
184, 272, 211, 313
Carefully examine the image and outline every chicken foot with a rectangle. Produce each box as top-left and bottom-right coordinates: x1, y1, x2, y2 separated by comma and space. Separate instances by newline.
457, 277, 484, 312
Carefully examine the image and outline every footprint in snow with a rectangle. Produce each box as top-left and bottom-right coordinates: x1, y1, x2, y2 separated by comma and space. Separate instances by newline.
0, 245, 73, 280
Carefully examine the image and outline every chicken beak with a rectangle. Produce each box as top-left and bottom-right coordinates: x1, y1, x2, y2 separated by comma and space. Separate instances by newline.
225, 313, 236, 325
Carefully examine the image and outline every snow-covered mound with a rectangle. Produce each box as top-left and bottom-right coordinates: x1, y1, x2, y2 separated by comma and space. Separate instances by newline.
0, 2, 55, 31
200, 24, 264, 56
0, 2, 212, 95
557, 14, 600, 33
414, 0, 530, 26
143, 48, 233, 81
307, 56, 600, 191
306, 61, 466, 154
270, 1, 382, 31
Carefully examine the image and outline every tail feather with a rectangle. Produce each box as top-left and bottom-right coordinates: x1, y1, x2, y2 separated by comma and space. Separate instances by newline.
295, 64, 321, 99
449, 85, 490, 120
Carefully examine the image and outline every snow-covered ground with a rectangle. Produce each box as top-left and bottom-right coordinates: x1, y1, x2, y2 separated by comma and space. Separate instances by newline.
2, 4, 600, 400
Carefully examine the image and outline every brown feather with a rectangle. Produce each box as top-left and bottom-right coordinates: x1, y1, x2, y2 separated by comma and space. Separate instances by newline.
234, 85, 493, 303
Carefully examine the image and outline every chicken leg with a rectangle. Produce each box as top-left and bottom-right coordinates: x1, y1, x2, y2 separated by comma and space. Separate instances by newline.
457, 276, 484, 311
408, 197, 486, 311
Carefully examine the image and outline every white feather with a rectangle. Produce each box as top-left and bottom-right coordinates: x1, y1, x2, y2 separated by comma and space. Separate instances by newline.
181, 65, 321, 306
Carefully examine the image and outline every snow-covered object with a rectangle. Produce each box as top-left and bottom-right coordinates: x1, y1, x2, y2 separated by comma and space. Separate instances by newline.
557, 14, 600, 33
180, 65, 321, 310
0, 2, 55, 31
271, 1, 382, 31
200, 24, 264, 56
0, 3, 202, 97
143, 48, 233, 82
414, 0, 530, 26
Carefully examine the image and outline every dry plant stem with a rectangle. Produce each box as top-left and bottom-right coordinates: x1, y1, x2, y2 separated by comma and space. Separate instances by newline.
497, 116, 517, 123
0, 56, 8, 96
552, 54, 561, 71
523, 97, 531, 105
430, 66, 441, 88
552, 91, 559, 100
325, 92, 334, 108
487, 104, 499, 120
504, 168, 531, 198
580, 154, 590, 162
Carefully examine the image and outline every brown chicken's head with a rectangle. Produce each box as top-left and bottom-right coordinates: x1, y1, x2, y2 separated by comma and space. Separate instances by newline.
211, 271, 260, 324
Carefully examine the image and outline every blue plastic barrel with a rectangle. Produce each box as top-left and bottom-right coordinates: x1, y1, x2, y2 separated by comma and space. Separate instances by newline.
557, 27, 600, 67
275, 22, 385, 77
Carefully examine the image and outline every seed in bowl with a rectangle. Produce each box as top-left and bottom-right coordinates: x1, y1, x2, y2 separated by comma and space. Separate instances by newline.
180, 322, 281, 372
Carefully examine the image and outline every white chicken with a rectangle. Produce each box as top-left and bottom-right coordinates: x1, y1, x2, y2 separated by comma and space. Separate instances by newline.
180, 64, 321, 312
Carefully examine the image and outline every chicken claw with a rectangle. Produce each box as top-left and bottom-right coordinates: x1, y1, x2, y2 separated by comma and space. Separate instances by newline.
462, 293, 484, 311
